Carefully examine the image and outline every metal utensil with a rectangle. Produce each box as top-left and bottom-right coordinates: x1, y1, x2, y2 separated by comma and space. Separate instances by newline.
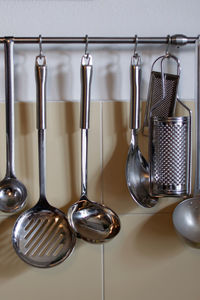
12, 54, 76, 267
149, 51, 191, 198
172, 36, 200, 246
126, 53, 157, 208
0, 37, 27, 213
142, 52, 180, 133
68, 54, 120, 243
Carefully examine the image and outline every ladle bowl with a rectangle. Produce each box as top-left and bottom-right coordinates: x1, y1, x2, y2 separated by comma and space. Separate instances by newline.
68, 196, 120, 243
0, 177, 27, 213
173, 197, 200, 247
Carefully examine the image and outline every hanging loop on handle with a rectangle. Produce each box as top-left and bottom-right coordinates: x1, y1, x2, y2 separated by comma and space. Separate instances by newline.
165, 34, 171, 55
37, 35, 46, 65
160, 53, 181, 102
85, 34, 89, 58
133, 34, 138, 56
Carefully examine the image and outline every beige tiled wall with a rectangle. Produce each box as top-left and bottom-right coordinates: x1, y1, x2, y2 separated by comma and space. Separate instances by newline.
0, 100, 199, 300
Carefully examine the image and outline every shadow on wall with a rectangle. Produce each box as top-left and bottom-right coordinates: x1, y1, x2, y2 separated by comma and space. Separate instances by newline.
0, 214, 29, 281
133, 205, 183, 261
58, 102, 80, 212
119, 205, 184, 267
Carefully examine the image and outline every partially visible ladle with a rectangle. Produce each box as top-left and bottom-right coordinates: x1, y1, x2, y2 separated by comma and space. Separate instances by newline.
126, 51, 157, 208
0, 37, 27, 213
172, 36, 200, 246
68, 53, 120, 243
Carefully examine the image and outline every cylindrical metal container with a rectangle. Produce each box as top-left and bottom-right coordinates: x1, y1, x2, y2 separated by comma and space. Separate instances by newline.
149, 100, 191, 197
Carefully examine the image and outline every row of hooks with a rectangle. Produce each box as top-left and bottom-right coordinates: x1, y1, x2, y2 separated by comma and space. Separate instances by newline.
37, 34, 174, 59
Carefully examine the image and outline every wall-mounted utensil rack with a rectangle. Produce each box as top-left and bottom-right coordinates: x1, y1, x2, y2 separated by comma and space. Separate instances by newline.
0, 34, 197, 45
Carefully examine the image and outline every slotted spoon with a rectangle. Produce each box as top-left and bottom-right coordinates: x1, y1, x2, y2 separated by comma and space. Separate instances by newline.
12, 55, 76, 268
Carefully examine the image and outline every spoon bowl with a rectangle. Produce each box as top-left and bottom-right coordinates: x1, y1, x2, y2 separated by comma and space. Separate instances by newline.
68, 196, 120, 243
126, 137, 157, 208
0, 177, 27, 213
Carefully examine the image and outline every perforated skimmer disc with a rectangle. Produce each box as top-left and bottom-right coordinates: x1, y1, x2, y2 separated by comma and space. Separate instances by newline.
12, 208, 76, 268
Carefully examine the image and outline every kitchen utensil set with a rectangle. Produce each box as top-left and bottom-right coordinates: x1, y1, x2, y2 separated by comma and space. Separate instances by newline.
0, 34, 198, 266
2, 36, 120, 268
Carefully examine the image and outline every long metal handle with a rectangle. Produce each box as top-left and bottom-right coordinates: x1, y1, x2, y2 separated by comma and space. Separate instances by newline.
130, 55, 141, 130
80, 55, 93, 129
195, 36, 200, 195
4, 37, 15, 178
36, 56, 47, 130
80, 54, 93, 196
35, 56, 47, 199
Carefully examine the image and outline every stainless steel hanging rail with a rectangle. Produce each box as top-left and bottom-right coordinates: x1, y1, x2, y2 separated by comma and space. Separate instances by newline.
0, 35, 197, 45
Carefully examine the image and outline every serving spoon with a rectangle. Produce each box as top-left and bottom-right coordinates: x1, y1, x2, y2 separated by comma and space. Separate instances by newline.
0, 37, 27, 213
126, 53, 157, 208
68, 54, 120, 243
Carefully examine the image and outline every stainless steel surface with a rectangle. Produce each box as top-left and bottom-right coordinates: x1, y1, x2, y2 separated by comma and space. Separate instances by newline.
126, 53, 157, 208
173, 197, 200, 246
36, 55, 47, 130
130, 55, 141, 130
68, 54, 120, 243
149, 99, 191, 197
172, 36, 200, 246
80, 54, 92, 130
0, 37, 27, 213
142, 53, 180, 131
12, 55, 76, 268
0, 34, 196, 44
195, 35, 200, 195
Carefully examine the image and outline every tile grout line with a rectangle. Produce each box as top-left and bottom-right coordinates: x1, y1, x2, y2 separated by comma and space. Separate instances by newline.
100, 101, 105, 300
101, 244, 105, 300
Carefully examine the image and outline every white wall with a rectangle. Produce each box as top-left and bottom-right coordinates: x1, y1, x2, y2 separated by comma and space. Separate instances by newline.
0, 0, 198, 102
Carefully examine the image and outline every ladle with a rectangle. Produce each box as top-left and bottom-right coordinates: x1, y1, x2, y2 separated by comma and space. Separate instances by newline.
68, 54, 120, 243
126, 53, 157, 208
12, 52, 76, 267
0, 37, 27, 213
172, 36, 200, 246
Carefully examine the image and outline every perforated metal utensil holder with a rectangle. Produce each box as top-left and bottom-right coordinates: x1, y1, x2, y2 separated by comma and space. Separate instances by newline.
149, 99, 191, 197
